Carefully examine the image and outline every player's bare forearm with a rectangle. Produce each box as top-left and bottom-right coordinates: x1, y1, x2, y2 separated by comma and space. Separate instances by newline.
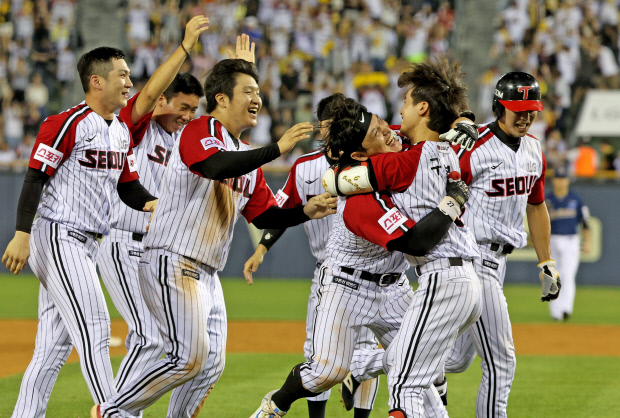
582, 227, 592, 254
527, 202, 552, 262
131, 15, 209, 123
2, 231, 31, 275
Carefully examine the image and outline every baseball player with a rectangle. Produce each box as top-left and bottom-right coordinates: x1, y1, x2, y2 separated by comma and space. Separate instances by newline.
2, 47, 158, 417
92, 57, 337, 418
244, 94, 381, 418
546, 166, 590, 321
96, 16, 207, 414
251, 58, 481, 418
330, 72, 560, 417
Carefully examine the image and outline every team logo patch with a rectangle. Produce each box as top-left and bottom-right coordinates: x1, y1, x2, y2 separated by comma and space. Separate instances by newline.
436, 142, 451, 153
379, 208, 407, 235
67, 231, 87, 243
182, 269, 200, 280
126, 154, 138, 173
482, 259, 499, 270
128, 250, 143, 258
200, 137, 225, 152
274, 190, 289, 207
332, 276, 359, 290
34, 144, 63, 169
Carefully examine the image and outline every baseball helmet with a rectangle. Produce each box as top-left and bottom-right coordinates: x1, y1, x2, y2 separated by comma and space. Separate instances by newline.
492, 72, 543, 119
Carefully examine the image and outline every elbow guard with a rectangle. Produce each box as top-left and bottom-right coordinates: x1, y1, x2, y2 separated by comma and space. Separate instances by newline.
322, 161, 377, 196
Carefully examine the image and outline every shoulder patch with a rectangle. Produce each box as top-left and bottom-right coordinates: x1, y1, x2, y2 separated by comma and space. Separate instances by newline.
34, 144, 63, 169
274, 190, 289, 207
200, 137, 226, 152
379, 207, 407, 234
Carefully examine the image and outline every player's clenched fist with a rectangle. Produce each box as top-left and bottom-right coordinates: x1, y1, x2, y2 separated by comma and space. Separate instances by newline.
2, 231, 30, 275
303, 192, 337, 219
277, 122, 314, 155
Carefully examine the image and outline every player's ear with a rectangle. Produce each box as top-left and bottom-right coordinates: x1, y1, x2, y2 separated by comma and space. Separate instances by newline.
90, 74, 103, 91
157, 94, 167, 106
350, 151, 369, 162
418, 101, 429, 116
215, 93, 229, 108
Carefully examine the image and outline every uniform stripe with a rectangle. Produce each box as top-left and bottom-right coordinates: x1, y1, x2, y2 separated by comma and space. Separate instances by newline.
49, 223, 106, 401
476, 318, 497, 418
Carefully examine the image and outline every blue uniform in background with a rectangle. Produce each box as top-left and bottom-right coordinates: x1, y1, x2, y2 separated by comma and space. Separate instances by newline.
546, 190, 589, 320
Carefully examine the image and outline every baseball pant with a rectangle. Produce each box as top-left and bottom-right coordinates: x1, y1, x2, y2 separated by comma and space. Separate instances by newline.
305, 265, 380, 409
100, 249, 226, 418
386, 259, 482, 418
12, 218, 116, 417
445, 245, 516, 418
98, 231, 164, 396
549, 234, 580, 319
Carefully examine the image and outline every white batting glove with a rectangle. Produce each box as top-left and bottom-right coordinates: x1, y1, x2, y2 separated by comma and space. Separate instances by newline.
538, 260, 561, 302
439, 121, 478, 151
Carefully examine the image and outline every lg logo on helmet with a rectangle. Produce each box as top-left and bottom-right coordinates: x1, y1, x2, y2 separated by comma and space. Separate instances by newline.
518, 86, 532, 99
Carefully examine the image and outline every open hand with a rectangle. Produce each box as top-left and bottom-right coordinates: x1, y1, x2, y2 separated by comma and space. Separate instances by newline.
303, 192, 337, 220
181, 15, 210, 54
228, 33, 256, 64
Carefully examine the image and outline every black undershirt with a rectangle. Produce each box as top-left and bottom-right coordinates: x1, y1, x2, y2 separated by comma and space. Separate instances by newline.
488, 120, 520, 152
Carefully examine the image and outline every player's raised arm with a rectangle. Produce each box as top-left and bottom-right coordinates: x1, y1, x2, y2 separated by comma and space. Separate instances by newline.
228, 33, 256, 64
130, 15, 209, 124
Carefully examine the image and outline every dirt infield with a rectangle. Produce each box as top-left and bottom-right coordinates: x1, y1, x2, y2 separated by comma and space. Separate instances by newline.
2, 319, 619, 378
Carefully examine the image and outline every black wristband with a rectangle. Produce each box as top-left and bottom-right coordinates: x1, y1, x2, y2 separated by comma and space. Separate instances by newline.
259, 228, 287, 250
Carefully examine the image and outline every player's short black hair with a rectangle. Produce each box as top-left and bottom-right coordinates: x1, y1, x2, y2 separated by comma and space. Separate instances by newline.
77, 47, 126, 93
317, 93, 346, 122
163, 72, 204, 101
321, 98, 370, 164
204, 59, 259, 113
398, 56, 468, 134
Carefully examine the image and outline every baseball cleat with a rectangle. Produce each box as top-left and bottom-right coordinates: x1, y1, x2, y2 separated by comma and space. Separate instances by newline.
250, 390, 287, 418
434, 377, 448, 406
388, 409, 407, 418
339, 372, 360, 411
90, 405, 102, 418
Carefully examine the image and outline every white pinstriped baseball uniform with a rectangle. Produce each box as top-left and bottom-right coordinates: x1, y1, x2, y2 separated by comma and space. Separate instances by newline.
346, 140, 482, 417
97, 93, 175, 404
275, 150, 379, 409
99, 116, 278, 418
445, 121, 547, 418
13, 103, 139, 418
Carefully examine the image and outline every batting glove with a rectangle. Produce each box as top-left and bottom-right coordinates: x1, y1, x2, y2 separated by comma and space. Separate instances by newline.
445, 176, 469, 208
538, 260, 561, 302
439, 121, 479, 151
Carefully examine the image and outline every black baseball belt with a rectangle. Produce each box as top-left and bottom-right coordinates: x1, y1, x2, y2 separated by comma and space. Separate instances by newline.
132, 233, 144, 242
85, 231, 104, 240
339, 266, 401, 286
414, 257, 463, 276
490, 242, 514, 255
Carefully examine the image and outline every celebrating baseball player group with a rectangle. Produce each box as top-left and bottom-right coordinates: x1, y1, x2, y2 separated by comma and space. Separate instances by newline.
2, 13, 560, 418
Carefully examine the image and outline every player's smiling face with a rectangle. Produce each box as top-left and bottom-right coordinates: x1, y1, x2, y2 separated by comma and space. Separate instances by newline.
499, 108, 537, 138
352, 114, 401, 161
100, 58, 133, 111
227, 73, 262, 131
154, 92, 200, 133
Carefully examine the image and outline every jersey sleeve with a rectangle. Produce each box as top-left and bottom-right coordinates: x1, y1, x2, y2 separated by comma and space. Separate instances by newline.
178, 117, 227, 177
242, 167, 278, 223
118, 92, 153, 146
274, 163, 303, 209
528, 151, 547, 204
343, 192, 415, 250
118, 139, 140, 183
28, 112, 81, 176
368, 144, 423, 192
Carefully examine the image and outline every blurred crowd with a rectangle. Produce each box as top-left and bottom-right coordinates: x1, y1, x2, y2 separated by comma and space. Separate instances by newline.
0, 0, 619, 177
481, 0, 620, 176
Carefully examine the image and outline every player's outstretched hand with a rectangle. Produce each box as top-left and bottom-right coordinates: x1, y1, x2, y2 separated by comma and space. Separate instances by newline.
243, 244, 267, 285
2, 231, 30, 275
227, 33, 256, 64
538, 260, 561, 302
277, 122, 314, 155
439, 120, 478, 151
304, 192, 337, 220
182, 15, 210, 55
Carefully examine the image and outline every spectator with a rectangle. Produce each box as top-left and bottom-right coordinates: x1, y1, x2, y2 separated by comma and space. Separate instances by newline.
24, 72, 48, 118
573, 138, 599, 178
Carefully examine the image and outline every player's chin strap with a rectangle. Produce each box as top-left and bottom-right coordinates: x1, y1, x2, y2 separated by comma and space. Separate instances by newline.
322, 160, 378, 197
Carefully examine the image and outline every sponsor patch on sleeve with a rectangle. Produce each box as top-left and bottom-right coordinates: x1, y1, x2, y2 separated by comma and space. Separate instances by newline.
33, 144, 63, 169
67, 231, 87, 243
482, 259, 499, 270
274, 190, 289, 207
126, 154, 138, 172
200, 137, 226, 152
379, 207, 407, 235
182, 269, 200, 280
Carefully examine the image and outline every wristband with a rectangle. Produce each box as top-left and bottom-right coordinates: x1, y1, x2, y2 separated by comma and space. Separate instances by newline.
437, 196, 460, 221
181, 43, 191, 57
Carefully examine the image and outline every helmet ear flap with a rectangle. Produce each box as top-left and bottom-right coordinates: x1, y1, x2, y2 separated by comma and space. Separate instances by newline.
492, 99, 504, 119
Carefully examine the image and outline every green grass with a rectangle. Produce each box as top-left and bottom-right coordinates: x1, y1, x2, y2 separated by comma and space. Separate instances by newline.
1, 354, 620, 417
1, 274, 619, 324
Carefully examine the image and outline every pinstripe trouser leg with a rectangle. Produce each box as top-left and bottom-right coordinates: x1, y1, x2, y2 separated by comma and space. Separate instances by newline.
100, 250, 224, 418
445, 248, 515, 418
386, 263, 482, 418
11, 284, 73, 418
98, 239, 164, 400
17, 219, 116, 414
